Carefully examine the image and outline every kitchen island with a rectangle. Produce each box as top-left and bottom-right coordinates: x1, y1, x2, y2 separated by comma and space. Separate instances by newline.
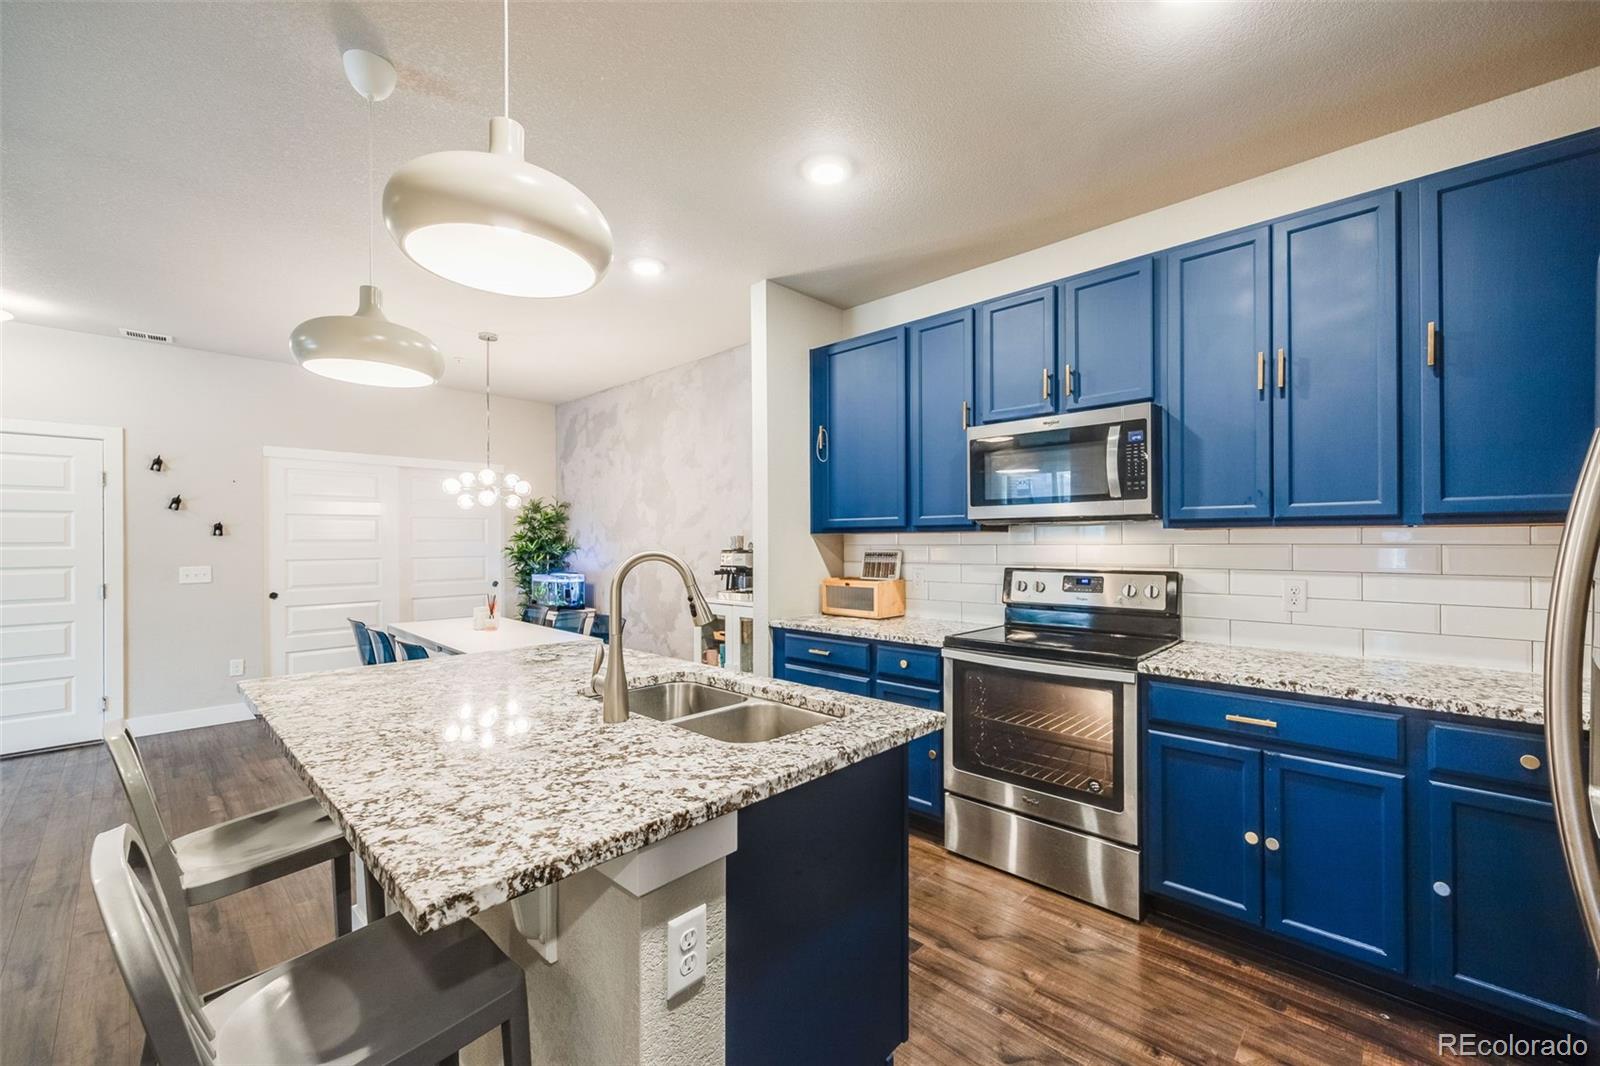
239, 640, 941, 1065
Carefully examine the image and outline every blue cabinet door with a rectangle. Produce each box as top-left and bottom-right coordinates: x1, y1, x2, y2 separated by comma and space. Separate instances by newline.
1270, 193, 1400, 519
873, 679, 944, 819
1263, 753, 1405, 972
809, 329, 908, 531
908, 309, 975, 529
1164, 228, 1273, 521
974, 285, 1057, 424
1146, 730, 1263, 922
1419, 130, 1600, 516
1059, 257, 1155, 410
1426, 781, 1599, 1030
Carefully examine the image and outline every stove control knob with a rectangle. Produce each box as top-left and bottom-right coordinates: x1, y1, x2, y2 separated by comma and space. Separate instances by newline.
1034, 580, 1047, 593
1122, 583, 1138, 598
1015, 580, 1027, 592
1146, 583, 1161, 600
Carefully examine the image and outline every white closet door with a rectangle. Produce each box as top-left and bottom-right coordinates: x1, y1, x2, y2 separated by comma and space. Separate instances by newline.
266, 457, 399, 676
0, 432, 106, 754
397, 467, 505, 623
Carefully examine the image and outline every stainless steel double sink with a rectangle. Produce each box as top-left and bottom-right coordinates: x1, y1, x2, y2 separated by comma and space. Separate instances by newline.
626, 682, 836, 743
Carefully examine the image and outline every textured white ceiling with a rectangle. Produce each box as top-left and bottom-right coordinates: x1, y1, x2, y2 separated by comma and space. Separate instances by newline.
4, 2, 1598, 403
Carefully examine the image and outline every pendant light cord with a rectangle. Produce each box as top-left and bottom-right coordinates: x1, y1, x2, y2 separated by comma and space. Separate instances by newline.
502, 0, 510, 116
366, 96, 375, 285
484, 335, 493, 468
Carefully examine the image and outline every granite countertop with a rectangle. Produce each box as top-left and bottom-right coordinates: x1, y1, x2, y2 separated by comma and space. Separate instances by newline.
769, 614, 978, 648
239, 642, 941, 933
1140, 642, 1589, 727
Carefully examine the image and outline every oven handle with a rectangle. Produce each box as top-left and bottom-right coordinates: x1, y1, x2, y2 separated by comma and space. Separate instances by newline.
940, 647, 1138, 685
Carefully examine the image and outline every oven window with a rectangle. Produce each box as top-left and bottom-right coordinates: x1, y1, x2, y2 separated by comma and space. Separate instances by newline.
950, 660, 1123, 811
969, 424, 1114, 508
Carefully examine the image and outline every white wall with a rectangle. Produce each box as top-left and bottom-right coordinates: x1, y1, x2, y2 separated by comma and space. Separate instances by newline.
844, 524, 1569, 673
0, 323, 558, 719
843, 66, 1600, 336
557, 344, 752, 660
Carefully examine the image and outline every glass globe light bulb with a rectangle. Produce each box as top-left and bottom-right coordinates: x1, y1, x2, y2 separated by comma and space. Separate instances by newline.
503, 472, 519, 489
442, 477, 461, 494
478, 468, 496, 485
504, 493, 520, 509
456, 493, 475, 509
515, 480, 532, 497
477, 488, 497, 507
460, 471, 476, 487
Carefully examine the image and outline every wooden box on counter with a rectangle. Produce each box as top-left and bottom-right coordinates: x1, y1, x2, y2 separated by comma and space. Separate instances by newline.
820, 578, 906, 619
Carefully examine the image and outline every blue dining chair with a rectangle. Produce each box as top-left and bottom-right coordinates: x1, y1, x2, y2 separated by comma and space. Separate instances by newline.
369, 628, 396, 664
395, 639, 430, 661
348, 619, 376, 666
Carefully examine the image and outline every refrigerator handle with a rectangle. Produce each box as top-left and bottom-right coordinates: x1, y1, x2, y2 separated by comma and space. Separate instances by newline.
1544, 426, 1600, 959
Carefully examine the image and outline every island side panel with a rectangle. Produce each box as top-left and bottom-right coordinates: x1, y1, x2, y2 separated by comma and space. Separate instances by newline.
725, 745, 910, 1064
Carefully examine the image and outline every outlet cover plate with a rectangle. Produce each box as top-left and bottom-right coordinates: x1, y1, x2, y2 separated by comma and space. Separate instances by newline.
666, 904, 706, 1000
228, 658, 245, 678
1283, 578, 1307, 613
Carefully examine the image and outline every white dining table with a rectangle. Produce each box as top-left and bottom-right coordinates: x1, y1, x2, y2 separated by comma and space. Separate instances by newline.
387, 616, 596, 656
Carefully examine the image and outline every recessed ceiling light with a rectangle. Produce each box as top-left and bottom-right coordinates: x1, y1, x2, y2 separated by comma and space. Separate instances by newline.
801, 153, 854, 186
628, 256, 666, 278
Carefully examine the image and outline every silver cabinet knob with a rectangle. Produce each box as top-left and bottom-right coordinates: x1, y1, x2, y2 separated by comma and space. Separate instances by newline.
898, 659, 909, 669
927, 747, 939, 760
1264, 837, 1280, 851
1520, 753, 1542, 770
1433, 881, 1452, 897
1244, 831, 1260, 845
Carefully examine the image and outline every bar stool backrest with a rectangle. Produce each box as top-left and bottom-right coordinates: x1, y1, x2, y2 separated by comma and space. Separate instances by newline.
348, 618, 377, 666
103, 724, 192, 959
369, 627, 397, 664
91, 824, 217, 1066
394, 638, 430, 660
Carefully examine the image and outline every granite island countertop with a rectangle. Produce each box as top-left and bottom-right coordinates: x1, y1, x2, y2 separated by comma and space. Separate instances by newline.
769, 614, 978, 648
1140, 641, 1589, 727
239, 642, 942, 933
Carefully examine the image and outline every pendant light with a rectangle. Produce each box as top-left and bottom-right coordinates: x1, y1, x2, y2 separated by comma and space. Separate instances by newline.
382, 0, 613, 298
443, 332, 533, 510
291, 51, 444, 388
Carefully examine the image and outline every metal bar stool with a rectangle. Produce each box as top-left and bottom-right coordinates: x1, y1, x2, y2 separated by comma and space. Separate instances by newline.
92, 823, 532, 1066
103, 724, 354, 959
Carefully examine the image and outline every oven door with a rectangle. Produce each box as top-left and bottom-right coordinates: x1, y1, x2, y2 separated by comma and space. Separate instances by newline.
942, 648, 1139, 845
966, 404, 1155, 522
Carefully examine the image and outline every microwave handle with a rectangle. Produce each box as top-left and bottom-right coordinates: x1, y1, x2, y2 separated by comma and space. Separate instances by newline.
1105, 425, 1122, 499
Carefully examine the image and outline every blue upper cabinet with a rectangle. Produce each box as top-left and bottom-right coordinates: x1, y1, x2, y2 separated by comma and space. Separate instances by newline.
1270, 192, 1400, 519
1263, 753, 1405, 973
1418, 130, 1600, 517
908, 309, 975, 529
974, 285, 1057, 424
1059, 258, 1156, 410
1164, 228, 1273, 522
810, 330, 908, 531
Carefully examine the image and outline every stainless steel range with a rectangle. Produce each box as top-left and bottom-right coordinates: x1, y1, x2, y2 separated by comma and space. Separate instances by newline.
941, 567, 1181, 919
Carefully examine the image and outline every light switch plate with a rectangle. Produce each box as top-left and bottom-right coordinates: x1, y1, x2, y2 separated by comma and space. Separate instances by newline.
228, 658, 245, 678
178, 566, 212, 585
666, 904, 706, 1000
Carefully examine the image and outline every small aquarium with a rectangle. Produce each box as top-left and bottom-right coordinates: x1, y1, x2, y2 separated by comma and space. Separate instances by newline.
530, 571, 587, 608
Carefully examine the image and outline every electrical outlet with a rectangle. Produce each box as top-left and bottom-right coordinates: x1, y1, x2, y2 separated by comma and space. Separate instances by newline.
178, 565, 212, 585
665, 904, 707, 1000
228, 658, 245, 678
1283, 578, 1308, 613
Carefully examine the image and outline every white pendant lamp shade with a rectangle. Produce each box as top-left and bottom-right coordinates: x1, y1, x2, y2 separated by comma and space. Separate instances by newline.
291, 285, 444, 388
384, 117, 613, 298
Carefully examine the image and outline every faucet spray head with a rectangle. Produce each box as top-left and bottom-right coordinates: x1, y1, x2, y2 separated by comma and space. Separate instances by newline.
687, 583, 716, 628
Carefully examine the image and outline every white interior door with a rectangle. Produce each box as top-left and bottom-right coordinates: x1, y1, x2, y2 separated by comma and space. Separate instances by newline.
266, 457, 399, 676
398, 467, 505, 622
0, 431, 106, 754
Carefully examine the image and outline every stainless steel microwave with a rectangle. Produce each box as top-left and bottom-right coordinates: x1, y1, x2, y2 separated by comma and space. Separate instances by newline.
966, 402, 1161, 523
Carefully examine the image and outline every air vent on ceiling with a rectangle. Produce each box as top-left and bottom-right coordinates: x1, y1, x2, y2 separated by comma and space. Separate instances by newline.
118, 327, 174, 344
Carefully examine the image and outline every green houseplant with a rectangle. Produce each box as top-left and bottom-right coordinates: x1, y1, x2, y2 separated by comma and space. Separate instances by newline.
506, 497, 578, 609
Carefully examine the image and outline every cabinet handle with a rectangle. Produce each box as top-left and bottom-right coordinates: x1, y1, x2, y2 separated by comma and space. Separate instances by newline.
1520, 753, 1542, 771
1244, 831, 1260, 846
1224, 713, 1277, 729
961, 401, 970, 429
899, 659, 909, 669
927, 747, 939, 760
1433, 880, 1452, 898
1063, 363, 1073, 399
1041, 367, 1052, 400
1256, 351, 1265, 394
806, 648, 831, 657
1264, 836, 1281, 852
1276, 348, 1286, 393
1426, 321, 1438, 368
814, 425, 828, 463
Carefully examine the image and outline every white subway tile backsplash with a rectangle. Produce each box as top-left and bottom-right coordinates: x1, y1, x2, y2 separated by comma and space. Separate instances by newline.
1362, 574, 1530, 608
1443, 545, 1557, 578
843, 521, 1560, 672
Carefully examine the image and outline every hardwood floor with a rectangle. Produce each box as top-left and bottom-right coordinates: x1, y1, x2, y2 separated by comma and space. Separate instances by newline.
0, 722, 1542, 1065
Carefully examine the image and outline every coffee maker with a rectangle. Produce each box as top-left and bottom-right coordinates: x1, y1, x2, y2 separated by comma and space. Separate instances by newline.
713, 536, 753, 602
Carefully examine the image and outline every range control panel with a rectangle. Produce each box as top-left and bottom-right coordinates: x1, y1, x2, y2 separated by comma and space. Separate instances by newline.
1002, 567, 1178, 612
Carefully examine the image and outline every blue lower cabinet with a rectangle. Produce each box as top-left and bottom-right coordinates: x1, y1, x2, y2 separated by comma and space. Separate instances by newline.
874, 678, 943, 820
1145, 730, 1263, 922
1263, 753, 1405, 972
1426, 781, 1599, 1030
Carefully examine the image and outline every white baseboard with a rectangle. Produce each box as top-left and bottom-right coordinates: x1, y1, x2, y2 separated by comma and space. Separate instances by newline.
125, 702, 255, 737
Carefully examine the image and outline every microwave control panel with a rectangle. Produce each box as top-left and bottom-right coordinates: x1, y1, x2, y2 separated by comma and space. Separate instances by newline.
1119, 424, 1149, 499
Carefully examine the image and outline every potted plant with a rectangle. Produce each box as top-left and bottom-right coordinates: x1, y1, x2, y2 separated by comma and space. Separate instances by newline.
505, 498, 581, 616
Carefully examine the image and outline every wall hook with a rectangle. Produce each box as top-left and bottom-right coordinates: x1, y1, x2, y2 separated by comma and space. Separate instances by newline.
149, 455, 164, 472
167, 495, 183, 511
212, 522, 224, 537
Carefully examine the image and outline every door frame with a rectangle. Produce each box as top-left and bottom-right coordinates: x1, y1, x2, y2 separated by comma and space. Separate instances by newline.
0, 418, 127, 725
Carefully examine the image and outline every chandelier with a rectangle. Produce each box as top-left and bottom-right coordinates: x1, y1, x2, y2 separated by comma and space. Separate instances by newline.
443, 331, 532, 510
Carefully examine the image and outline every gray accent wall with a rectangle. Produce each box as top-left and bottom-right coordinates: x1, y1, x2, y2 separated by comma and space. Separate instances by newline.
558, 345, 752, 659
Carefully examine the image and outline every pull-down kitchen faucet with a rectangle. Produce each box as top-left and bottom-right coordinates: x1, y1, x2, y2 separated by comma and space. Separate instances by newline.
591, 550, 717, 723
